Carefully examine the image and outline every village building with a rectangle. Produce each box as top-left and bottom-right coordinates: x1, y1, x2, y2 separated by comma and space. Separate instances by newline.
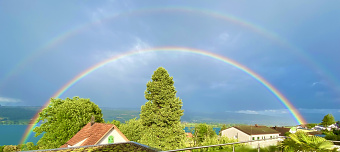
270, 126, 291, 136
60, 121, 129, 148
220, 124, 281, 148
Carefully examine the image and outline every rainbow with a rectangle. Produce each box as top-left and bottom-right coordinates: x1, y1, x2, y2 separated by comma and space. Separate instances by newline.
20, 47, 307, 145
2, 7, 337, 92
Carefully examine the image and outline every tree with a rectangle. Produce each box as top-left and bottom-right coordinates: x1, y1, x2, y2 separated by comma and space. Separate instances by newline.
281, 131, 334, 151
139, 67, 185, 150
193, 123, 217, 146
219, 124, 228, 136
33, 96, 104, 149
119, 118, 144, 142
106, 119, 121, 128
321, 114, 335, 127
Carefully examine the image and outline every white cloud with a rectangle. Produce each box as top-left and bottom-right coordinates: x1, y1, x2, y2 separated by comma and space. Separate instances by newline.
235, 109, 290, 115
0, 96, 21, 103
311, 81, 320, 87
236, 110, 259, 114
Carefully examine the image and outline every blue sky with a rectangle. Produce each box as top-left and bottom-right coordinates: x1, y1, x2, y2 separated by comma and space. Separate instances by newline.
0, 0, 340, 123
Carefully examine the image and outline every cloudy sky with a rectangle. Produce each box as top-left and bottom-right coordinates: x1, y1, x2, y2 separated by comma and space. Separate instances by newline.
0, 0, 339, 123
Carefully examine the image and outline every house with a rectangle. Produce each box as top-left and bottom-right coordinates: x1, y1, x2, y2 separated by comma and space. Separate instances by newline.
297, 124, 307, 129
270, 126, 291, 136
60, 121, 129, 148
220, 124, 281, 148
312, 125, 326, 131
186, 133, 193, 138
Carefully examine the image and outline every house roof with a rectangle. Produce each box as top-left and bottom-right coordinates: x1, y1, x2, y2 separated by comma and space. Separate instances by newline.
60, 122, 129, 148
270, 126, 291, 136
232, 125, 280, 135
186, 133, 193, 138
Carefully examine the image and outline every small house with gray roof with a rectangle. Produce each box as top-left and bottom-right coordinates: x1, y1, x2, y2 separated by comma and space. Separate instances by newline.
221, 124, 281, 148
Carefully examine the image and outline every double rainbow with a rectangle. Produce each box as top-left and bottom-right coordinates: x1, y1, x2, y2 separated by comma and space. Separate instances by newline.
20, 47, 307, 145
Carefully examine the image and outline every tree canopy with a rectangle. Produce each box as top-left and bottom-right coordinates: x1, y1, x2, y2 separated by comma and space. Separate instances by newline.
33, 97, 104, 149
193, 123, 217, 146
321, 114, 335, 127
139, 67, 185, 150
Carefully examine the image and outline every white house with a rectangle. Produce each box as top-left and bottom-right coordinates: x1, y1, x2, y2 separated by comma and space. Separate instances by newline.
60, 122, 129, 148
221, 124, 281, 148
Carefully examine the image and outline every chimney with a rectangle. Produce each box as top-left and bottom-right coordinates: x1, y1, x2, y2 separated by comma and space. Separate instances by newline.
255, 124, 258, 127
91, 115, 95, 126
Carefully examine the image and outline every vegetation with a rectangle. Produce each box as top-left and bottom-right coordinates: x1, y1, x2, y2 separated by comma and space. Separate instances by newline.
306, 123, 318, 129
119, 118, 144, 142
192, 123, 217, 145
106, 119, 121, 128
322, 114, 335, 127
33, 97, 104, 149
281, 131, 335, 151
139, 67, 186, 150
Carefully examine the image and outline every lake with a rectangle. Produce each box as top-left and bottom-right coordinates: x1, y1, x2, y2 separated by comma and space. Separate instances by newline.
0, 125, 41, 146
184, 127, 221, 135
0, 125, 221, 146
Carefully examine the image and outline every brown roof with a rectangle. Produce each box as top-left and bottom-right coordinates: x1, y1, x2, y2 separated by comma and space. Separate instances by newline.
233, 125, 280, 135
60, 122, 129, 148
186, 133, 193, 138
270, 126, 291, 136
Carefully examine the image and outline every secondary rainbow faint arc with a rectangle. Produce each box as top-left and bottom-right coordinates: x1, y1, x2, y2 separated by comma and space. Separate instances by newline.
3, 7, 338, 92
20, 47, 307, 145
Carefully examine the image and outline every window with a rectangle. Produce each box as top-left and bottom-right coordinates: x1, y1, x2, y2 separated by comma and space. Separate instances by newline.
270, 136, 272, 138
108, 135, 114, 144
252, 137, 255, 140
257, 137, 259, 140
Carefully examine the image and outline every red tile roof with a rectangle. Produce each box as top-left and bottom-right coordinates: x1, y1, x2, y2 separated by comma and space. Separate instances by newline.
186, 133, 193, 138
60, 122, 129, 148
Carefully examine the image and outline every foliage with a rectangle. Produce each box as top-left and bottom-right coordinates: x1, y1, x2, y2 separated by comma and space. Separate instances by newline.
0, 146, 4, 152
106, 119, 121, 128
219, 124, 227, 136
19, 142, 38, 151
281, 131, 334, 151
193, 123, 217, 146
322, 114, 336, 127
139, 67, 186, 150
2, 145, 18, 152
33, 97, 104, 149
119, 118, 144, 142
40, 142, 158, 152
306, 123, 318, 129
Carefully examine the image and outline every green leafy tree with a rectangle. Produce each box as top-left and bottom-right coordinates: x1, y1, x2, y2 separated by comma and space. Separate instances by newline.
139, 67, 185, 150
306, 123, 318, 129
106, 119, 121, 128
281, 131, 334, 151
2, 145, 18, 152
219, 124, 228, 136
322, 114, 335, 127
119, 118, 144, 142
33, 96, 104, 149
193, 123, 217, 146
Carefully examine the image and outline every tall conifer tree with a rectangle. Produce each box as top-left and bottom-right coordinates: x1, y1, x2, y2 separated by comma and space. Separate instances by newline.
140, 67, 185, 150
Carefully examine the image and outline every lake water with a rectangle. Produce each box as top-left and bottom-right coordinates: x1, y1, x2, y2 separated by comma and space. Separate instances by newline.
184, 127, 221, 135
0, 125, 221, 146
0, 125, 41, 146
